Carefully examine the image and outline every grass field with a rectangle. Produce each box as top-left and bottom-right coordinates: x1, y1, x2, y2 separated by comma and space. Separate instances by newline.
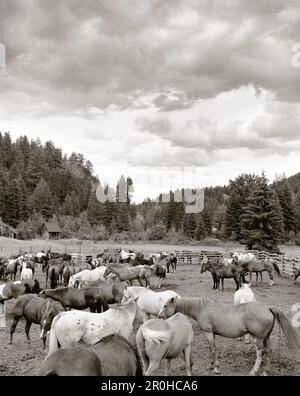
0, 253, 300, 376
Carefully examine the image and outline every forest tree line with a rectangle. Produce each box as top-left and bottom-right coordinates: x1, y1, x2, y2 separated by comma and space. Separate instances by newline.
1, 132, 300, 251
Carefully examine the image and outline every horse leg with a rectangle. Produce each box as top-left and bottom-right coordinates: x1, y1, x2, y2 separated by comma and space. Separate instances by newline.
268, 272, 274, 286
261, 337, 272, 376
202, 331, 220, 374
25, 319, 32, 345
221, 278, 224, 292
248, 338, 265, 376
9, 317, 21, 345
183, 344, 192, 376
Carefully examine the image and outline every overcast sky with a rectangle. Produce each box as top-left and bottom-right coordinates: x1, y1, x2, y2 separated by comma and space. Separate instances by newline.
1, 0, 300, 202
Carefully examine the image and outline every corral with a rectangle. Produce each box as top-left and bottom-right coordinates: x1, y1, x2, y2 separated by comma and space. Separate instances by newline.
0, 243, 300, 376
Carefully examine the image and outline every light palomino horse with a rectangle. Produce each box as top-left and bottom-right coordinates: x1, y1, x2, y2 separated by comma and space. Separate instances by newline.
120, 249, 136, 262
158, 296, 300, 376
46, 297, 138, 358
68, 267, 107, 288
234, 283, 257, 343
136, 313, 193, 376
20, 261, 33, 281
122, 286, 180, 322
104, 265, 152, 287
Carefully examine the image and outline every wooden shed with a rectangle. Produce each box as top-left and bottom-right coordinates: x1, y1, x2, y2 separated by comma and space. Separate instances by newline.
42, 221, 61, 240
0, 218, 18, 239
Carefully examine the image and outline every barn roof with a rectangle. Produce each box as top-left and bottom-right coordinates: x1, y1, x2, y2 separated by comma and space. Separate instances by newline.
43, 221, 61, 233
0, 217, 18, 234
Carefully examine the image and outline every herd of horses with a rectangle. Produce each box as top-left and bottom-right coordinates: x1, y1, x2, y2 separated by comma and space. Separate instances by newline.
0, 247, 299, 377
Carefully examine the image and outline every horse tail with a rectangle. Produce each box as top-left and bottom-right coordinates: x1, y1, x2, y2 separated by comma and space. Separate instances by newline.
272, 262, 281, 277
269, 307, 300, 352
43, 370, 60, 377
136, 327, 148, 375
142, 328, 169, 349
50, 268, 56, 289
47, 314, 61, 357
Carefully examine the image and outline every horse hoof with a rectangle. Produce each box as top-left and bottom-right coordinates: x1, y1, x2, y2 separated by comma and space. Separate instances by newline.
248, 371, 256, 376
261, 372, 268, 376
214, 368, 220, 375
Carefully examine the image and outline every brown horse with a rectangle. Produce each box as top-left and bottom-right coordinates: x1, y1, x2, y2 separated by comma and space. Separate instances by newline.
200, 259, 242, 291
38, 334, 143, 376
39, 287, 109, 313
46, 259, 65, 288
158, 296, 300, 376
9, 294, 59, 349
295, 268, 300, 283
0, 279, 41, 303
78, 276, 127, 304
232, 258, 281, 286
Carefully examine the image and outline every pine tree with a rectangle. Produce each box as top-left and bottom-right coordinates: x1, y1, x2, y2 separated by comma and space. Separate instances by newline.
196, 216, 207, 240
202, 207, 212, 236
62, 194, 75, 216
28, 178, 54, 219
225, 174, 259, 239
274, 180, 296, 236
241, 174, 284, 252
183, 214, 197, 239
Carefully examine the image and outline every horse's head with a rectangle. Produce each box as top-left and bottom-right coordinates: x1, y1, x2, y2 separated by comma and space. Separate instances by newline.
158, 296, 178, 319
200, 262, 210, 273
103, 267, 114, 279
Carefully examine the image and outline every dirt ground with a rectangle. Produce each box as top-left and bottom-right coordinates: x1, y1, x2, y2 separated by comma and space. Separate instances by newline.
0, 263, 300, 376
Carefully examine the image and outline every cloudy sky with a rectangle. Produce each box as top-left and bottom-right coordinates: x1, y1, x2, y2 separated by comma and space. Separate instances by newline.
1, 0, 300, 202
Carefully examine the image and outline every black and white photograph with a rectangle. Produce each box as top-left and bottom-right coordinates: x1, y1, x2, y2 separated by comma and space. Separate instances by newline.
0, 0, 300, 379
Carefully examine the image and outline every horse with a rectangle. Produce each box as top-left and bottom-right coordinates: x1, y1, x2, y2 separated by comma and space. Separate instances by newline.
200, 259, 242, 291
46, 297, 138, 358
150, 261, 167, 288
165, 253, 177, 273
38, 334, 143, 376
62, 264, 76, 287
39, 287, 109, 313
0, 279, 41, 304
104, 265, 152, 287
3, 257, 22, 281
199, 257, 220, 290
0, 259, 5, 280
9, 294, 59, 349
96, 250, 114, 264
78, 276, 127, 304
50, 252, 72, 261
158, 296, 300, 376
136, 312, 193, 376
122, 286, 180, 323
20, 261, 33, 281
119, 249, 136, 263
234, 283, 257, 344
68, 267, 107, 288
295, 268, 300, 283
232, 258, 281, 286
46, 259, 66, 288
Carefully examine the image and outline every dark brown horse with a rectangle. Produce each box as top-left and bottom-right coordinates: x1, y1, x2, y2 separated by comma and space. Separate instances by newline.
38, 334, 143, 376
46, 259, 65, 288
9, 294, 59, 349
39, 287, 109, 313
201, 259, 242, 291
295, 268, 300, 283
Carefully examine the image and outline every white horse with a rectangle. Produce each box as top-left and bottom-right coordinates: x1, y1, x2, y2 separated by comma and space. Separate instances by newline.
68, 267, 107, 288
20, 261, 33, 281
234, 283, 257, 344
232, 252, 257, 264
120, 249, 136, 261
46, 298, 138, 358
136, 312, 194, 376
122, 286, 180, 322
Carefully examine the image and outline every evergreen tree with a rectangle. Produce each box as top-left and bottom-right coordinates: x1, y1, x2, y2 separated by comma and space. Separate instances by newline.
196, 216, 207, 240
240, 174, 284, 252
183, 214, 197, 239
28, 178, 54, 219
202, 207, 212, 236
225, 174, 259, 240
274, 180, 296, 236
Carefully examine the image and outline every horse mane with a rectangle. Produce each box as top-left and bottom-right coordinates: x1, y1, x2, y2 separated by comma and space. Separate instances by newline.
176, 297, 208, 319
